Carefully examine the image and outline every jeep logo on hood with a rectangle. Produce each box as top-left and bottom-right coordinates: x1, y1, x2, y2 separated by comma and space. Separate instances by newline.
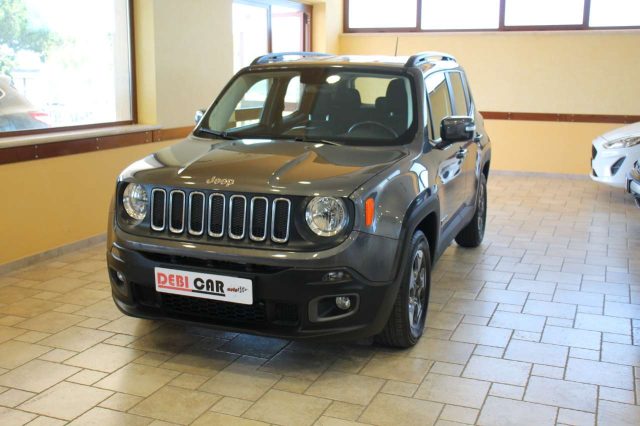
206, 176, 235, 187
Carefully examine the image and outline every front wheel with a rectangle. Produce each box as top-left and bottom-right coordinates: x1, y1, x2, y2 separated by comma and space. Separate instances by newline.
455, 173, 487, 248
375, 231, 431, 348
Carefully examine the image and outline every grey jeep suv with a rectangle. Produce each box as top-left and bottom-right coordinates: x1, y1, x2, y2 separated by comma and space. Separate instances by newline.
107, 52, 491, 347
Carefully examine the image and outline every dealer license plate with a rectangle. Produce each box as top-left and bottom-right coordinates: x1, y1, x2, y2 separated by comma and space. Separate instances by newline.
154, 267, 253, 305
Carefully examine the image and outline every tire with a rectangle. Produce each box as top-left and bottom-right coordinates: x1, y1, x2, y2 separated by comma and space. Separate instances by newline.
455, 173, 487, 248
375, 231, 431, 348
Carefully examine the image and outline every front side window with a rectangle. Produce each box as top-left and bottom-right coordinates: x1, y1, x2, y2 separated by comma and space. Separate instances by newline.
200, 69, 417, 146
425, 73, 452, 140
0, 0, 133, 134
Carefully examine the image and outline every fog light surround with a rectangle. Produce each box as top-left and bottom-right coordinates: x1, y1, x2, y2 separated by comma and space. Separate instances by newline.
116, 271, 126, 283
309, 294, 359, 322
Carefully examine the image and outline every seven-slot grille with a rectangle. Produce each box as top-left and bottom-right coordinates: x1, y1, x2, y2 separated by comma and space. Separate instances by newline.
150, 189, 291, 244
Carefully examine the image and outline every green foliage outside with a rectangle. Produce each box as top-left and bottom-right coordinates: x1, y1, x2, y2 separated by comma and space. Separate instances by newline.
0, 0, 58, 77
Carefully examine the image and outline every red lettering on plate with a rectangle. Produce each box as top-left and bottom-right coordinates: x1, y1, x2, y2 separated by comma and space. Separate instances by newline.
176, 275, 187, 288
158, 271, 191, 290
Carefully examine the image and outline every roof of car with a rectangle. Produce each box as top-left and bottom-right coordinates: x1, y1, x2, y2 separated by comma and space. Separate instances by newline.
249, 52, 459, 71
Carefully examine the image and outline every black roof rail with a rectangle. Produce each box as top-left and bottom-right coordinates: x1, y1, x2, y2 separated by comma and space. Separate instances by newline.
251, 52, 332, 66
405, 51, 457, 68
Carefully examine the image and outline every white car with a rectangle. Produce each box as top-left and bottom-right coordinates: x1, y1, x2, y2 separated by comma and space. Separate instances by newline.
591, 122, 640, 188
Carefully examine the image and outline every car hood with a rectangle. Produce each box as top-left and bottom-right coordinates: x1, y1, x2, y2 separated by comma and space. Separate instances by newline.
121, 136, 408, 196
600, 121, 640, 142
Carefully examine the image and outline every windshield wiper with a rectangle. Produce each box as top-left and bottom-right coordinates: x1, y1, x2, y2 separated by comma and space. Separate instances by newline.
194, 128, 238, 140
293, 137, 340, 146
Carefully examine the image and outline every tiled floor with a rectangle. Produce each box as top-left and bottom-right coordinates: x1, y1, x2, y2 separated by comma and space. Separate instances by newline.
1, 174, 639, 425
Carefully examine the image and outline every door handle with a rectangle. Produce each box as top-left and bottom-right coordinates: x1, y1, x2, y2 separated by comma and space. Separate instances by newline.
456, 148, 468, 159
474, 133, 483, 143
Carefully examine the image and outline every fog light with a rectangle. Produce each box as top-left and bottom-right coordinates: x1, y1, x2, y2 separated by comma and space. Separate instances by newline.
335, 296, 351, 310
116, 271, 126, 283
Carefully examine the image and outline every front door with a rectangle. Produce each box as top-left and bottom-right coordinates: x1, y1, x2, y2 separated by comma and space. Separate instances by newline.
425, 72, 469, 225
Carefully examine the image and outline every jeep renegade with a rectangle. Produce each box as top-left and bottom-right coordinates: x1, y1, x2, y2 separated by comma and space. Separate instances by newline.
107, 52, 491, 347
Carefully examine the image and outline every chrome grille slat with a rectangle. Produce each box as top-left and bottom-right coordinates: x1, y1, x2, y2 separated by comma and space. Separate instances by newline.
150, 189, 166, 231
250, 197, 269, 241
169, 190, 186, 233
188, 192, 205, 236
150, 188, 290, 243
228, 195, 247, 240
271, 198, 291, 243
208, 193, 225, 238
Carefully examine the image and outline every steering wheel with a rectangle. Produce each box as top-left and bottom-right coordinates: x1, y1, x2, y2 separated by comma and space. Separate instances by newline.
347, 121, 398, 138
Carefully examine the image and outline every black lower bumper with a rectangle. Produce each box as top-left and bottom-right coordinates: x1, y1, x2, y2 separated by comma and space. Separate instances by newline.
107, 244, 402, 341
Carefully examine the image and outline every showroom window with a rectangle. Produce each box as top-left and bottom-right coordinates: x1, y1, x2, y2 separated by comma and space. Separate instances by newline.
0, 0, 133, 135
232, 0, 311, 71
345, 0, 640, 31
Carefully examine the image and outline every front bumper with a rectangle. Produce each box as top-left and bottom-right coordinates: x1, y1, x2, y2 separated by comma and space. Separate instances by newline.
591, 138, 637, 188
107, 228, 405, 341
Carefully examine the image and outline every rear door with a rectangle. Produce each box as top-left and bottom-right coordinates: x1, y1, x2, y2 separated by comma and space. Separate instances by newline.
447, 71, 478, 207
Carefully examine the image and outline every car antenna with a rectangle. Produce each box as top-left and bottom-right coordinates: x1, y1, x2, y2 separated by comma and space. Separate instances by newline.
394, 36, 399, 56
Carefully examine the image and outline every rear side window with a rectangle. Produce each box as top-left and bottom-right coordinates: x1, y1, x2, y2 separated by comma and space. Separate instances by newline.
425, 72, 452, 140
448, 72, 470, 116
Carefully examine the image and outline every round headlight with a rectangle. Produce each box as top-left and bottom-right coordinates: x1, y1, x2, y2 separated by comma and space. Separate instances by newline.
305, 197, 348, 237
122, 183, 148, 221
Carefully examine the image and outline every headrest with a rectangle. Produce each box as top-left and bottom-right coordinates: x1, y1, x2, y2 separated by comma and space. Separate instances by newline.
386, 78, 407, 104
335, 88, 361, 109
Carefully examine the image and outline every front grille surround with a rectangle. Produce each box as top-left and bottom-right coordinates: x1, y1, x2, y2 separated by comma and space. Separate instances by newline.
148, 187, 293, 245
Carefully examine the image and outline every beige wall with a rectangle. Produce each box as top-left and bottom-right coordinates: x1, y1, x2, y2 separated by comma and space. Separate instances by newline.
338, 30, 640, 175
340, 31, 640, 115
0, 141, 175, 265
312, 0, 342, 54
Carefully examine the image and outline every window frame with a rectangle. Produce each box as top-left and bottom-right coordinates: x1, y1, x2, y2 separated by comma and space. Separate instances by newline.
344, 0, 640, 33
0, 0, 138, 139
234, 0, 312, 55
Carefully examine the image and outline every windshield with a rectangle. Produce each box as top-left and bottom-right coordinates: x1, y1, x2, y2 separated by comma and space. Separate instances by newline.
197, 68, 417, 146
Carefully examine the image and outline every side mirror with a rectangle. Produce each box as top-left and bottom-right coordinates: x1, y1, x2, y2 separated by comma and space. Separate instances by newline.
440, 116, 475, 145
194, 109, 206, 124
